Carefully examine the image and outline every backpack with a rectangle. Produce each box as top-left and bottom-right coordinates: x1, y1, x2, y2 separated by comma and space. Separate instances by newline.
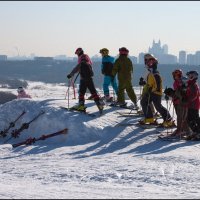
80, 62, 94, 79
102, 62, 114, 76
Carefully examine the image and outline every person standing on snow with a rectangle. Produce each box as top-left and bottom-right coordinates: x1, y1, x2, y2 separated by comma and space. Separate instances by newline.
164, 69, 189, 136
99, 48, 118, 102
67, 47, 104, 113
111, 47, 138, 109
184, 71, 200, 140
17, 87, 32, 99
139, 54, 175, 127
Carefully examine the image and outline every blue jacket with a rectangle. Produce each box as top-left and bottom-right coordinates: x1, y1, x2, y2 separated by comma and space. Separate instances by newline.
101, 56, 115, 76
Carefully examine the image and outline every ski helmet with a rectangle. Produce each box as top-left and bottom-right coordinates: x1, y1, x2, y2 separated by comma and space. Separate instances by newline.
75, 47, 84, 56
172, 69, 183, 79
119, 47, 129, 56
17, 87, 24, 93
186, 70, 198, 81
144, 53, 158, 67
99, 48, 109, 56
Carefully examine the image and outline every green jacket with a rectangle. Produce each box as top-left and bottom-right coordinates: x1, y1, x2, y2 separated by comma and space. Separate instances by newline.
112, 55, 133, 83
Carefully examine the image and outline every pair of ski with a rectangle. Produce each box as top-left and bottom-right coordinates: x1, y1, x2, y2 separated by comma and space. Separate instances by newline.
12, 128, 68, 148
108, 102, 138, 110
0, 110, 26, 138
3, 110, 45, 144
60, 106, 98, 117
157, 131, 200, 142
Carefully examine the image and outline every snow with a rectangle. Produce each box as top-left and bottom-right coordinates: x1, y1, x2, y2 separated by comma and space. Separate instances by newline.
0, 81, 200, 199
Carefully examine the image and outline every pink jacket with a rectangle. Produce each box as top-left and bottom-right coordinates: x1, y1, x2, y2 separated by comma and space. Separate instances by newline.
17, 91, 32, 99
78, 54, 92, 66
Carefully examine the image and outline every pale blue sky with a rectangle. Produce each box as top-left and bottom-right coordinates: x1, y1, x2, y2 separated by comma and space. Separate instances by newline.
0, 1, 200, 57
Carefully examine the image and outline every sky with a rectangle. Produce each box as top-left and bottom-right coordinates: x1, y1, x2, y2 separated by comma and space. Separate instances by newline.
0, 1, 200, 57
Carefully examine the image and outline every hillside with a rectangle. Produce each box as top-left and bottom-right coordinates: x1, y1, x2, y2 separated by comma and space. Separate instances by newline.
0, 81, 200, 199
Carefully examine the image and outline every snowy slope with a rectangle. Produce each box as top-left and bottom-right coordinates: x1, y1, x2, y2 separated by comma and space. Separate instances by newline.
0, 81, 200, 199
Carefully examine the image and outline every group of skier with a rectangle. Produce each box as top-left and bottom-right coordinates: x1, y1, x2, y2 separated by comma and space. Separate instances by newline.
67, 47, 200, 140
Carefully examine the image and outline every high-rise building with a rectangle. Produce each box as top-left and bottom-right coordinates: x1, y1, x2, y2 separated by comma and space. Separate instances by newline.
179, 51, 186, 65
148, 39, 165, 56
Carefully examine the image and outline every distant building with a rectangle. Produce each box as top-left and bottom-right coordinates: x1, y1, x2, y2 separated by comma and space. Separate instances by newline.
34, 57, 54, 62
0, 55, 7, 61
195, 51, 200, 65
129, 56, 137, 64
54, 55, 67, 60
179, 51, 186, 65
138, 52, 145, 64
187, 54, 195, 65
158, 54, 177, 64
148, 39, 165, 56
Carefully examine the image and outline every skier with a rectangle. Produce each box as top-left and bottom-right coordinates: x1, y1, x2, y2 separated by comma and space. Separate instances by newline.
17, 87, 32, 99
139, 54, 175, 127
184, 71, 200, 140
111, 47, 138, 109
67, 47, 104, 113
164, 69, 191, 136
99, 48, 118, 102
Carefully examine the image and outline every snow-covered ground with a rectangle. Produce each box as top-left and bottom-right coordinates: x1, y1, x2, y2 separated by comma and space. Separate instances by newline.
0, 81, 200, 199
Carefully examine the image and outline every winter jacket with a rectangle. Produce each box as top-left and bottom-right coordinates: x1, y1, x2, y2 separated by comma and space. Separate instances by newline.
17, 91, 31, 99
142, 71, 163, 96
112, 55, 133, 83
69, 54, 94, 80
101, 55, 115, 76
78, 54, 92, 66
186, 80, 200, 110
173, 79, 183, 105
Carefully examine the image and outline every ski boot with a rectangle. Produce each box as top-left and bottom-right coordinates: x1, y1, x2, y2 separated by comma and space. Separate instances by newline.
138, 118, 158, 125
103, 95, 113, 103
162, 119, 176, 128
71, 104, 87, 112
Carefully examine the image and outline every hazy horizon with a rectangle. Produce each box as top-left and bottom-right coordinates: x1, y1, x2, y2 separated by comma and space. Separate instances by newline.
0, 1, 200, 57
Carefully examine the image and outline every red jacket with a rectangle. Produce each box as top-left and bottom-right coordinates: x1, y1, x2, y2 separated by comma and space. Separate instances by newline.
173, 79, 183, 105
186, 80, 200, 110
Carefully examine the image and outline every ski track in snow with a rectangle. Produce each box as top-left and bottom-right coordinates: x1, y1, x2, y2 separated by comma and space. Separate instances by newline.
0, 81, 200, 199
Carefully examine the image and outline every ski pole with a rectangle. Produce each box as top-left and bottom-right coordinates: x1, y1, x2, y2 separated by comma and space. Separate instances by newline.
67, 78, 71, 109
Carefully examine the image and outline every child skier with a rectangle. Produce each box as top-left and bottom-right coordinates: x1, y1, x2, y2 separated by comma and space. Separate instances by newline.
184, 71, 200, 140
17, 87, 32, 99
111, 47, 138, 109
139, 54, 175, 127
67, 47, 104, 113
99, 48, 118, 102
164, 69, 191, 136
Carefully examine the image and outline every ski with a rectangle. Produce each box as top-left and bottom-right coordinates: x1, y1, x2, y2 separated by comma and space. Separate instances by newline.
157, 134, 185, 142
0, 110, 26, 138
4, 110, 45, 143
136, 123, 159, 129
115, 111, 142, 117
60, 106, 96, 117
12, 128, 68, 148
116, 123, 135, 126
109, 103, 138, 110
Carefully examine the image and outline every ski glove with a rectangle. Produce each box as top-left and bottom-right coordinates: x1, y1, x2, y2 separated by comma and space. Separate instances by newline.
139, 77, 146, 86
164, 87, 175, 97
67, 74, 72, 79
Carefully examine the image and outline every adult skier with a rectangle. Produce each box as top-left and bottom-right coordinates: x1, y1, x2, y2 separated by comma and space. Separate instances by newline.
111, 47, 138, 109
99, 48, 118, 102
67, 47, 104, 112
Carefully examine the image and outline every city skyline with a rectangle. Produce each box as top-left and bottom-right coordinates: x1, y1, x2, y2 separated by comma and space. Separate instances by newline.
0, 1, 200, 57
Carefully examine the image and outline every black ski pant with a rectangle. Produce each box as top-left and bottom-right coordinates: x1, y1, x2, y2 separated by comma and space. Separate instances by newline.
78, 78, 100, 105
187, 108, 200, 133
141, 93, 171, 121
